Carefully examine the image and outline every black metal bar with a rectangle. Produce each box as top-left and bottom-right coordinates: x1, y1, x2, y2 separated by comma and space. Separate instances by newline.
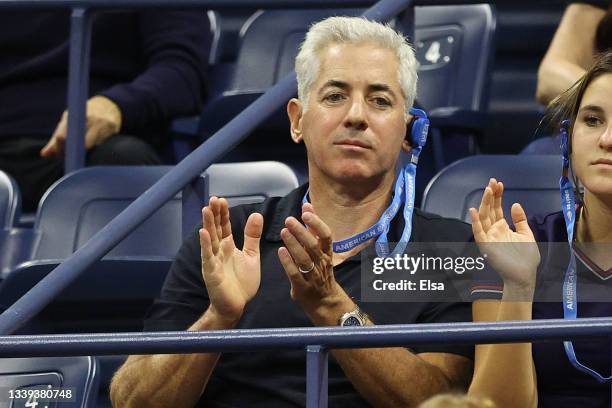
306, 345, 328, 408
0, 0, 493, 9
181, 173, 208, 239
64, 7, 91, 173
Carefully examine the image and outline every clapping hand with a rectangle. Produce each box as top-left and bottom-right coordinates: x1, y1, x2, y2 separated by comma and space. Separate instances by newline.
469, 178, 540, 294
199, 197, 264, 325
278, 203, 348, 315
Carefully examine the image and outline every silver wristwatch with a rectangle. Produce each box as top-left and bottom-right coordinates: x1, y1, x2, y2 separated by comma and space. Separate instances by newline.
339, 307, 369, 327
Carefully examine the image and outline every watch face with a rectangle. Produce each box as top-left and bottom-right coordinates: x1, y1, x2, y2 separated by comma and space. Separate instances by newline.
342, 316, 362, 326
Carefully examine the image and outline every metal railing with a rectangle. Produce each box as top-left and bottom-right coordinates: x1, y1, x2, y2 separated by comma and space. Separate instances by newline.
4, 318, 612, 358
2, 318, 612, 407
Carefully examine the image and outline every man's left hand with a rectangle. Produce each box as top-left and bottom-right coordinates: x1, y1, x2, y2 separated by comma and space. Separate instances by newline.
41, 95, 122, 158
278, 203, 354, 324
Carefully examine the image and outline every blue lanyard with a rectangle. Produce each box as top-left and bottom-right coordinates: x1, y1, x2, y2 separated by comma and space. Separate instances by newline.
559, 121, 612, 383
302, 146, 423, 258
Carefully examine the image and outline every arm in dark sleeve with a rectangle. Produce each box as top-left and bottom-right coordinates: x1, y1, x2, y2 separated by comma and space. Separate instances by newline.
471, 262, 504, 301
571, 1, 608, 9
100, 10, 210, 133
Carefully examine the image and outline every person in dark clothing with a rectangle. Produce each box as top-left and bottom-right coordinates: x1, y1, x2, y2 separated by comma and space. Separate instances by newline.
471, 50, 612, 408
0, 10, 210, 210
537, 1, 610, 106
110, 16, 474, 408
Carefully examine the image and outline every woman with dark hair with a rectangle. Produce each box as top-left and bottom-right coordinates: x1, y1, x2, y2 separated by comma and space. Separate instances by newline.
470, 50, 612, 407
537, 1, 610, 106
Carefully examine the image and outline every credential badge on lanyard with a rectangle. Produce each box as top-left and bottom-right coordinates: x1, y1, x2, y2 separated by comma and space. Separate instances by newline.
559, 119, 612, 382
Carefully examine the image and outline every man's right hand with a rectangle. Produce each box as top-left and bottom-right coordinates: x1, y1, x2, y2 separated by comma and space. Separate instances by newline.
200, 196, 264, 326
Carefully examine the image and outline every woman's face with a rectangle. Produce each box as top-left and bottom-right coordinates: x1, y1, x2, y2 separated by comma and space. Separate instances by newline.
572, 73, 612, 199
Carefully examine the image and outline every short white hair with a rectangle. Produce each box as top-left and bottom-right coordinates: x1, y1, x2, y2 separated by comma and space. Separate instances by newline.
295, 16, 418, 115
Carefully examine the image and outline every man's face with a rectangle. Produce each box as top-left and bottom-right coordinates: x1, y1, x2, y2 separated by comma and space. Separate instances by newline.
288, 42, 411, 184
572, 73, 612, 199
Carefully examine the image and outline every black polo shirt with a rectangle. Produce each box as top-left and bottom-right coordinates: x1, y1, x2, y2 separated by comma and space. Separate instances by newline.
144, 184, 473, 407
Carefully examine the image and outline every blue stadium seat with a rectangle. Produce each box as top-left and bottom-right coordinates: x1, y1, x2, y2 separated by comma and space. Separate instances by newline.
0, 161, 299, 333
207, 9, 256, 66
0, 169, 20, 230
0, 356, 99, 408
0, 165, 182, 335
0, 170, 30, 277
407, 5, 496, 116
19, 161, 296, 261
520, 135, 559, 155
421, 155, 560, 223
33, 166, 180, 260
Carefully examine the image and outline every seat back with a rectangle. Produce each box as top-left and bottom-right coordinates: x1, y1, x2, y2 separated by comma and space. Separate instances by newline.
33, 166, 178, 260
0, 169, 20, 229
520, 136, 560, 155
32, 162, 298, 260
422, 155, 561, 223
0, 356, 99, 408
406, 4, 496, 112
231, 8, 362, 93
0, 170, 26, 275
207, 9, 256, 66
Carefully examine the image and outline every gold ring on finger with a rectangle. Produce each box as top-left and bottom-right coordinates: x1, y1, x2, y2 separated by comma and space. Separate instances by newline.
298, 262, 315, 274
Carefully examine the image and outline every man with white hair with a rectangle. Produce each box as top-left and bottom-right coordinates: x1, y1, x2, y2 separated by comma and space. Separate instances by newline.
111, 16, 473, 407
